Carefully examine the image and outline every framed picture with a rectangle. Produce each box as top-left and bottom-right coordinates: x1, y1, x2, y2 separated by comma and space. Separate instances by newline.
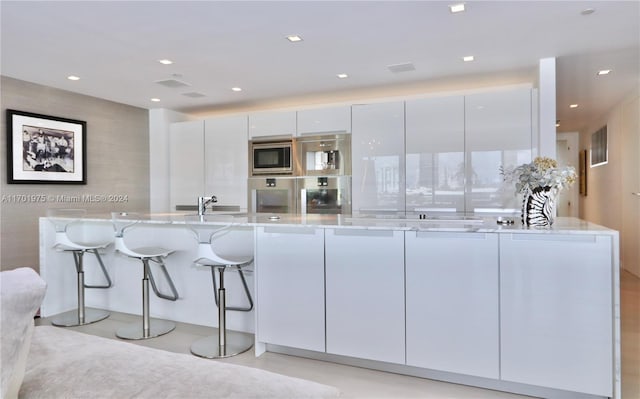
579, 149, 587, 196
590, 125, 608, 167
6, 109, 86, 184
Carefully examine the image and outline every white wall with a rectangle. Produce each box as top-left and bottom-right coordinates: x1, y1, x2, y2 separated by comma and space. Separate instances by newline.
580, 87, 640, 276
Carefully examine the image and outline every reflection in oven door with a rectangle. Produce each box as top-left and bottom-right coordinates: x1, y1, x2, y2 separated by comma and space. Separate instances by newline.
299, 176, 351, 214
248, 177, 297, 213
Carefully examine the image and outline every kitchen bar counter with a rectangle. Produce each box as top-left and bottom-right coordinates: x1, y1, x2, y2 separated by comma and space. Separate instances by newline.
39, 213, 621, 399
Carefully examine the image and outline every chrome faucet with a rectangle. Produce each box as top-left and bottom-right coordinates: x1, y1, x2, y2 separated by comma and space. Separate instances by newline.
198, 195, 217, 216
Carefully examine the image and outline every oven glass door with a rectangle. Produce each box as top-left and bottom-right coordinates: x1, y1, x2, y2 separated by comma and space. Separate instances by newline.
248, 177, 296, 213
299, 176, 351, 214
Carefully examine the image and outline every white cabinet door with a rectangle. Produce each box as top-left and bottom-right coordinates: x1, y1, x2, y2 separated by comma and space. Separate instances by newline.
405, 231, 499, 379
248, 110, 296, 138
297, 105, 351, 136
464, 88, 533, 214
325, 228, 405, 364
204, 116, 248, 210
256, 226, 325, 352
405, 96, 465, 213
169, 120, 204, 211
499, 233, 613, 396
351, 102, 405, 213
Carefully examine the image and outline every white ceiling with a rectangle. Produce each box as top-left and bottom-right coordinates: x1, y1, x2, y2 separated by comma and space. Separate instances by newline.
1, 1, 638, 133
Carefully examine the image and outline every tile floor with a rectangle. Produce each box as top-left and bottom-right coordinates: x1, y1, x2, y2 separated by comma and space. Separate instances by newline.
36, 270, 640, 399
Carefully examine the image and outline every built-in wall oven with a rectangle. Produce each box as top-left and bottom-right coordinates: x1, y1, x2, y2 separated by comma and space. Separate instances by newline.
249, 138, 295, 176
298, 176, 351, 214
248, 177, 297, 214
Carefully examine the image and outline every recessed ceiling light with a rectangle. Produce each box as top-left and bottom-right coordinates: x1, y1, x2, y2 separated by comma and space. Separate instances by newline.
150, 98, 161, 102
569, 104, 579, 108
158, 59, 173, 65
581, 8, 595, 15
231, 87, 242, 92
449, 3, 465, 13
337, 73, 349, 79
286, 35, 303, 42
597, 69, 611, 75
463, 55, 474, 62
67, 75, 80, 81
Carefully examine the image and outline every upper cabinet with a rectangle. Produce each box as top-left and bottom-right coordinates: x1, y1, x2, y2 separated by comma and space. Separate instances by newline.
351, 101, 406, 214
296, 105, 351, 136
169, 120, 205, 211
464, 88, 533, 214
169, 116, 249, 212
405, 96, 465, 213
204, 115, 249, 210
248, 110, 296, 138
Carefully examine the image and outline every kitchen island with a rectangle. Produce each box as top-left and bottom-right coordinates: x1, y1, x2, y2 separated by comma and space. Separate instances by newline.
39, 214, 620, 399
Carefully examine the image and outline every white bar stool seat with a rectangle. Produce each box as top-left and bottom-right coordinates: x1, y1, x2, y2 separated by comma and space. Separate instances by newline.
112, 212, 179, 340
47, 208, 113, 327
186, 215, 254, 358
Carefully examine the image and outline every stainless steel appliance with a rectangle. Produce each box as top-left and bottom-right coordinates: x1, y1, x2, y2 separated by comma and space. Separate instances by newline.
248, 177, 296, 213
249, 138, 295, 176
298, 176, 351, 214
296, 134, 351, 176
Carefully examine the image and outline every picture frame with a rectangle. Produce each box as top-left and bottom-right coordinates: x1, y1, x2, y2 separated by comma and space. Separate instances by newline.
6, 109, 87, 184
590, 125, 608, 167
579, 149, 587, 196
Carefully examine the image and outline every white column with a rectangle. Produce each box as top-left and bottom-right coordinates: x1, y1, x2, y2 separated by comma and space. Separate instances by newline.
538, 57, 557, 159
149, 108, 192, 212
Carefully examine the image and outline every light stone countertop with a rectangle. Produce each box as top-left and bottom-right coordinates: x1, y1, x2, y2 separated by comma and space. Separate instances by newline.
70, 212, 618, 236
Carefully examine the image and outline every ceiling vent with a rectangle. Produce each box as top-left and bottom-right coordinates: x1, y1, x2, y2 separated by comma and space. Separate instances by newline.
181, 92, 206, 98
154, 78, 191, 88
387, 62, 416, 73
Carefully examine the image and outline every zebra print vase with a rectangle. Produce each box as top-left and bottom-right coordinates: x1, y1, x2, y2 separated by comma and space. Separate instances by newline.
522, 185, 557, 227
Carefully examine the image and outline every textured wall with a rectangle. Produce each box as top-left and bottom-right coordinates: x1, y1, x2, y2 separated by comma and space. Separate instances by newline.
0, 76, 149, 271
579, 87, 640, 276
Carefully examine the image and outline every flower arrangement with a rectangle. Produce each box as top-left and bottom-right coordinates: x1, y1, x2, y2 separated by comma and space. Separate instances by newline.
501, 156, 577, 194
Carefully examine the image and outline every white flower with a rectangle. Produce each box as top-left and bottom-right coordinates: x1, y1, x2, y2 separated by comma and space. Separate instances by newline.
501, 157, 576, 194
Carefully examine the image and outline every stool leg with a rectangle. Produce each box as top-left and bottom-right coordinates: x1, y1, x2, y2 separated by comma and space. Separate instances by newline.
142, 259, 151, 338
52, 251, 109, 327
218, 268, 226, 351
190, 266, 253, 359
116, 258, 175, 340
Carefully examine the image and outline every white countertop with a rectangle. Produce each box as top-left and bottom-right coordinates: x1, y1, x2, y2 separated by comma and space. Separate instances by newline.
67, 212, 618, 235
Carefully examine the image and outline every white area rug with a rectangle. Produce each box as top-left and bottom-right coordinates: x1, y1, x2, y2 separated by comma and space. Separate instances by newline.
20, 326, 340, 398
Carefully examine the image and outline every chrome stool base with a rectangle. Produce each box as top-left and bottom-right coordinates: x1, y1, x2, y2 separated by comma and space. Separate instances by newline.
190, 331, 253, 359
116, 319, 176, 340
51, 308, 110, 327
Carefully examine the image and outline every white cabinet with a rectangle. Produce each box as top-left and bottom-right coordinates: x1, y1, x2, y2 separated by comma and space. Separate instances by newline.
204, 116, 248, 210
405, 96, 465, 213
499, 233, 613, 396
296, 105, 351, 136
351, 101, 406, 213
405, 231, 499, 379
325, 228, 405, 364
248, 110, 296, 138
256, 226, 325, 352
464, 88, 533, 214
169, 120, 205, 211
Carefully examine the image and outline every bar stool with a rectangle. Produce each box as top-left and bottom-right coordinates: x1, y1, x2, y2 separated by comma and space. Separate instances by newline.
186, 215, 254, 358
112, 212, 179, 340
47, 208, 113, 327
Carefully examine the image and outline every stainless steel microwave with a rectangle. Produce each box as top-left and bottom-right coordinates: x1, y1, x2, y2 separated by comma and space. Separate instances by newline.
249, 139, 295, 176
